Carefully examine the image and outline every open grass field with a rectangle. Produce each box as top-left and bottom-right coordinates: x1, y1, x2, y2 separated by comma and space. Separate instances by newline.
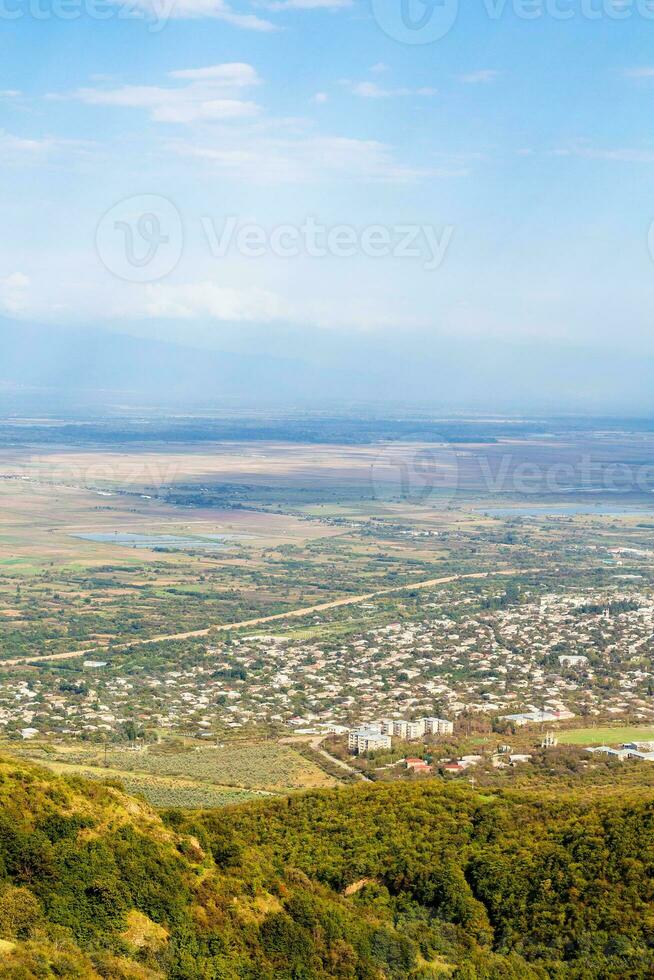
558, 726, 654, 745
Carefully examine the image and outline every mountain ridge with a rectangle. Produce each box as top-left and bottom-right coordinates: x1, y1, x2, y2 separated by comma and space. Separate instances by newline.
0, 317, 350, 406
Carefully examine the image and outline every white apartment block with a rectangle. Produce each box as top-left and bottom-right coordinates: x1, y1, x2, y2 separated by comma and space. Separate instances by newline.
349, 716, 454, 753
380, 717, 453, 738
348, 726, 392, 754
423, 717, 454, 735
395, 719, 426, 739
380, 719, 424, 738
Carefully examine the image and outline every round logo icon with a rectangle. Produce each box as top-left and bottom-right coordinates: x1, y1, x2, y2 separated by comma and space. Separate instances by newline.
95, 194, 183, 283
371, 0, 459, 44
369, 442, 459, 513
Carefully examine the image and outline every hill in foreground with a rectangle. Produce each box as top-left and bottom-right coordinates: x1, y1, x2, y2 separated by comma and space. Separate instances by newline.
0, 755, 652, 978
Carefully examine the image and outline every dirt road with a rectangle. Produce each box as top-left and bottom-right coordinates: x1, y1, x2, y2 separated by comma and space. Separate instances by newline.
307, 736, 369, 781
1, 567, 536, 667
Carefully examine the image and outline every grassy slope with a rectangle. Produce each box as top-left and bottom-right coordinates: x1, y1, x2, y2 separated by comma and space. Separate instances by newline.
0, 755, 652, 978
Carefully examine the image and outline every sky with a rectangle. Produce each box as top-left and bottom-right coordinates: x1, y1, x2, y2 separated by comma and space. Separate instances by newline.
3, 0, 654, 408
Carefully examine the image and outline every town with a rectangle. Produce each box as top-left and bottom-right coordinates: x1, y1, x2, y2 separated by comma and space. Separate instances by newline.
1, 581, 653, 748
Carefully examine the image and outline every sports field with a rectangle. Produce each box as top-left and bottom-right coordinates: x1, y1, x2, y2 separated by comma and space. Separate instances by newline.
558, 726, 654, 746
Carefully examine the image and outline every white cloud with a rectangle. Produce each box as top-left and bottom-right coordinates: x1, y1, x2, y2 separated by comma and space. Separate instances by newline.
56, 62, 452, 183
155, 99, 259, 123
554, 143, 654, 163
143, 281, 290, 321
69, 63, 262, 124
624, 67, 654, 78
0, 272, 30, 314
0, 131, 90, 161
265, 0, 350, 9
169, 63, 260, 85
57, 63, 454, 185
4, 261, 436, 332
370, 62, 388, 74
173, 133, 460, 182
350, 81, 437, 99
0, 132, 53, 155
140, 278, 432, 331
111, 0, 275, 30
351, 81, 403, 98
458, 70, 502, 84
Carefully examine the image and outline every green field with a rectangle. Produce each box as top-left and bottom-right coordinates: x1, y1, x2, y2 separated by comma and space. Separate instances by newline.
558, 726, 654, 746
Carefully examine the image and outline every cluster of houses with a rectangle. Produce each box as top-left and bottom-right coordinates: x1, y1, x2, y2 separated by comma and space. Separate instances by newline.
402, 746, 536, 777
1, 585, 653, 744
402, 754, 482, 775
282, 588, 654, 733
348, 716, 454, 754
391, 733, 560, 778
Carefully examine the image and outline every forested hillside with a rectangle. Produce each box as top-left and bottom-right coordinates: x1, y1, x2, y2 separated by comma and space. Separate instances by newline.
0, 754, 652, 978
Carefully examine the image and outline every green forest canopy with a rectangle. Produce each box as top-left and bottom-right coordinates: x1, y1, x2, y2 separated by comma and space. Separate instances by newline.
0, 754, 652, 978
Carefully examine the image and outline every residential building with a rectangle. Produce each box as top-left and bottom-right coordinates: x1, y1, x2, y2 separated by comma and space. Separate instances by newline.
348, 727, 391, 754
378, 717, 452, 739
406, 758, 431, 773
423, 717, 454, 735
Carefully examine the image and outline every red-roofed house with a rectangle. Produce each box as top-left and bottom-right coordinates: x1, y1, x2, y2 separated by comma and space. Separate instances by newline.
406, 758, 432, 773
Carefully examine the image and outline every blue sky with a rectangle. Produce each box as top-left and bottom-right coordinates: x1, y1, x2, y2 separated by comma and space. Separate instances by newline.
3, 0, 654, 369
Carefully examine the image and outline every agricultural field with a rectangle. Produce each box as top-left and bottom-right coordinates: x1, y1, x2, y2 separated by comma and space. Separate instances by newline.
13, 739, 336, 793
25, 760, 263, 809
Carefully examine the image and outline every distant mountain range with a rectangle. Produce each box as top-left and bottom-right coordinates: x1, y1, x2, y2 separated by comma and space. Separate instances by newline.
0, 317, 353, 409
1, 315, 653, 415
